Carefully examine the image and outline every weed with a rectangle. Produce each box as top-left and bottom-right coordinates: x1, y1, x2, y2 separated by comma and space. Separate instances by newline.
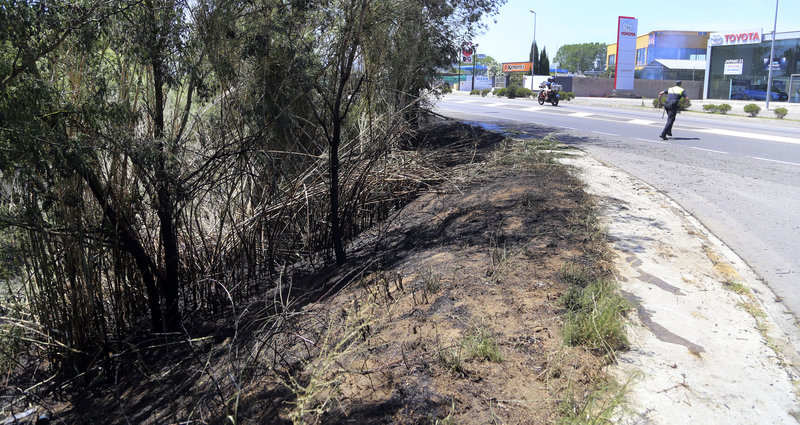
281, 296, 376, 424
738, 301, 766, 319
438, 346, 464, 374
424, 267, 441, 294
723, 279, 750, 296
562, 280, 629, 354
462, 323, 503, 363
561, 261, 595, 288
433, 399, 457, 424
558, 377, 630, 425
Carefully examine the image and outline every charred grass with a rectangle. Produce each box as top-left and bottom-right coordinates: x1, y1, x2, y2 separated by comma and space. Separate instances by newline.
1, 121, 629, 424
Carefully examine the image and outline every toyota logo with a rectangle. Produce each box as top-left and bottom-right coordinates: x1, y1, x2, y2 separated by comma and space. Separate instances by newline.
622, 22, 633, 32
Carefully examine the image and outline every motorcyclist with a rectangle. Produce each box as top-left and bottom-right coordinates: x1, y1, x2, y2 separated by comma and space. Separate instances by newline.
542, 76, 555, 99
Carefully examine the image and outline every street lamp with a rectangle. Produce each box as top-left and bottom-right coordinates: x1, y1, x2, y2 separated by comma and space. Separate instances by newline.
471, 43, 479, 91
530, 9, 536, 89
766, 0, 779, 110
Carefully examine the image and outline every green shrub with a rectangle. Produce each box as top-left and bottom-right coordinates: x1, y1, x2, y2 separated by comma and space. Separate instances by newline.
561, 91, 575, 101
481, 88, 491, 97
678, 97, 691, 111
652, 98, 664, 108
470, 89, 480, 96
506, 85, 520, 99
744, 103, 761, 117
493, 87, 507, 97
440, 83, 451, 94
703, 104, 717, 113
717, 103, 731, 114
774, 107, 788, 119
514, 87, 533, 98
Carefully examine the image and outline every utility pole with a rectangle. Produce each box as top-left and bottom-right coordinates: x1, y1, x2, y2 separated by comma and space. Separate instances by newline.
471, 44, 479, 91
530, 10, 536, 89
766, 0, 779, 110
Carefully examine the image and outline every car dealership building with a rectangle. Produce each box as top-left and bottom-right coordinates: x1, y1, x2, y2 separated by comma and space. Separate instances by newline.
703, 29, 800, 102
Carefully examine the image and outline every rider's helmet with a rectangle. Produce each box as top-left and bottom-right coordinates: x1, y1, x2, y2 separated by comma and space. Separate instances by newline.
547, 76, 555, 82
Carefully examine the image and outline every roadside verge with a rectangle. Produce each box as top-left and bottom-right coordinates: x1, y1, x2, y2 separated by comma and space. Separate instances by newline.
559, 150, 800, 424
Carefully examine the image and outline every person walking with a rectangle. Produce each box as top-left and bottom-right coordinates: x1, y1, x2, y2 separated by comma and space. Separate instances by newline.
658, 81, 688, 140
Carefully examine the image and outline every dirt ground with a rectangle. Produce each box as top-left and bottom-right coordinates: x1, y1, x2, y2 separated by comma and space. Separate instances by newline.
5, 123, 620, 424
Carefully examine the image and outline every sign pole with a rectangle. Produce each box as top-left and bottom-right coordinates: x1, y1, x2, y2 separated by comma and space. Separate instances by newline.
766, 0, 779, 110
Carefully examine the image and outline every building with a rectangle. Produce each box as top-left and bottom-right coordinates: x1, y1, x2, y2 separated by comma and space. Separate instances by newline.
703, 29, 800, 103
607, 30, 710, 78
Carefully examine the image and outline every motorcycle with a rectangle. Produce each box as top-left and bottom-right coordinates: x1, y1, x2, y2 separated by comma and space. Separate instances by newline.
537, 81, 561, 106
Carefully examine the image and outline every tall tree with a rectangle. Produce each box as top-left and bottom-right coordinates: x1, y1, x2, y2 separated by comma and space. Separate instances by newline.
529, 40, 539, 75
539, 47, 550, 76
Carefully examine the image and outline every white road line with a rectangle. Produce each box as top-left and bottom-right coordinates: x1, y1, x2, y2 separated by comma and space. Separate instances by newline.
523, 106, 544, 112
484, 102, 507, 107
696, 128, 800, 145
636, 138, 668, 144
570, 112, 592, 117
452, 99, 478, 103
690, 147, 729, 154
628, 119, 657, 125
750, 156, 800, 167
592, 131, 617, 136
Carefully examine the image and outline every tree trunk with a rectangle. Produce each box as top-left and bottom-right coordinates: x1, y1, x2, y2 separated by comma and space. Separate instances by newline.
330, 117, 347, 266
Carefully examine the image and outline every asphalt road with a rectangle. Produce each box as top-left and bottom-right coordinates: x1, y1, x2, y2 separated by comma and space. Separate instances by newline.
434, 94, 800, 324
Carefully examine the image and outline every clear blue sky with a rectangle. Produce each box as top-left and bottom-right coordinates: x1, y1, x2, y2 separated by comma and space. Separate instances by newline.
474, 0, 799, 64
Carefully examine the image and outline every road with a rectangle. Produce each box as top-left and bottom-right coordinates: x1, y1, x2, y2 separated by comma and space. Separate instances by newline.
434, 94, 800, 326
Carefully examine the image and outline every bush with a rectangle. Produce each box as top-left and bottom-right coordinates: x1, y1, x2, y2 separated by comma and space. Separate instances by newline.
744, 103, 761, 117
561, 91, 575, 101
703, 104, 717, 113
481, 88, 491, 97
514, 87, 533, 98
653, 97, 690, 111
469, 89, 480, 96
440, 83, 451, 94
718, 103, 731, 114
493, 87, 507, 97
774, 107, 788, 119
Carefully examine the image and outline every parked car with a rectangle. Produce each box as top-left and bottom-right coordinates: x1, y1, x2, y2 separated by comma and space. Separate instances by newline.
738, 84, 789, 101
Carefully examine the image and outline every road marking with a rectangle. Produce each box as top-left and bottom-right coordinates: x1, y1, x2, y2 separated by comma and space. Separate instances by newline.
523, 106, 544, 112
636, 138, 668, 144
570, 112, 592, 117
452, 99, 478, 103
750, 156, 800, 167
485, 102, 506, 107
696, 128, 800, 145
628, 119, 657, 126
592, 131, 617, 136
690, 147, 729, 154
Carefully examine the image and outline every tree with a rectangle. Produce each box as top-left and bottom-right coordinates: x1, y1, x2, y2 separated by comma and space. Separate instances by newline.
554, 42, 607, 74
539, 47, 550, 76
529, 40, 539, 75
484, 56, 502, 78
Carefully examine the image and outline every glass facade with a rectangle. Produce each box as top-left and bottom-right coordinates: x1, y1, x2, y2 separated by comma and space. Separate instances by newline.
707, 34, 800, 102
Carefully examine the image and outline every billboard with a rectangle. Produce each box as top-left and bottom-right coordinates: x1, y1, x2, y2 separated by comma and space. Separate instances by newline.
502, 62, 532, 73
615, 16, 637, 91
708, 30, 762, 46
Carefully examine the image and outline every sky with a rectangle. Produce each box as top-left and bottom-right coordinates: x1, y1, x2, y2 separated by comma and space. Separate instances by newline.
473, 0, 800, 64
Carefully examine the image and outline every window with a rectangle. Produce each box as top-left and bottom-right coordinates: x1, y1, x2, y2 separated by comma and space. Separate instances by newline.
636, 48, 647, 66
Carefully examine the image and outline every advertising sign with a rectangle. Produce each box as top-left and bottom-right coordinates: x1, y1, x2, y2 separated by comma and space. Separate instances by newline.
615, 16, 638, 91
502, 62, 532, 73
724, 59, 743, 75
708, 30, 762, 46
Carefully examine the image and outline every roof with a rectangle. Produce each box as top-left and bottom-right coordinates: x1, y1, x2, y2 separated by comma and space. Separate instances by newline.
648, 59, 706, 70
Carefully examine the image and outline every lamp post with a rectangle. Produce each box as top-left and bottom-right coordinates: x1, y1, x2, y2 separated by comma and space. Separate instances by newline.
766, 0, 779, 110
471, 44, 479, 91
530, 9, 536, 89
